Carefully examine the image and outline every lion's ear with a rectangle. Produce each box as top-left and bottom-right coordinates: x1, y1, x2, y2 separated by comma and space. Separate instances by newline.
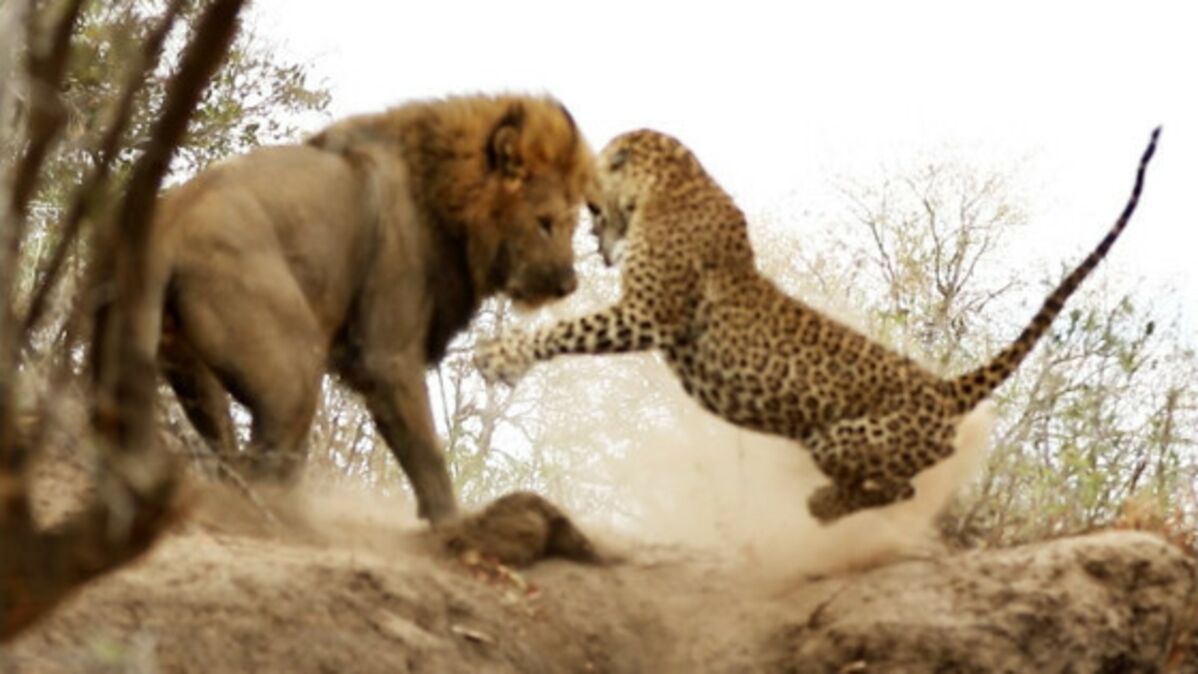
487, 104, 527, 180
307, 127, 348, 153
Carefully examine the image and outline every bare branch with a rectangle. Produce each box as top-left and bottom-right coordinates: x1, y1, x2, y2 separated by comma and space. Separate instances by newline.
1, 0, 250, 642
93, 0, 248, 453
0, 0, 85, 483
20, 0, 188, 344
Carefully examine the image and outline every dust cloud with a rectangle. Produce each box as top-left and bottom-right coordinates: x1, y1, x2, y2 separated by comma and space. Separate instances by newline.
583, 362, 995, 579
189, 357, 993, 582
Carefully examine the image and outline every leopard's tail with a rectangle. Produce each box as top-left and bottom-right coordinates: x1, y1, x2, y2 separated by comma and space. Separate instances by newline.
943, 127, 1160, 416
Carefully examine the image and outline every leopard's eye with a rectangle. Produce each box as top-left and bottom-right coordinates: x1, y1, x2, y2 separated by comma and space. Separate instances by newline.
586, 202, 600, 216
609, 148, 629, 170
538, 216, 554, 236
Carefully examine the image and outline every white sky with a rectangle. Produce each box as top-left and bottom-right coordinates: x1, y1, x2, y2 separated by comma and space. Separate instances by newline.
250, 0, 1196, 333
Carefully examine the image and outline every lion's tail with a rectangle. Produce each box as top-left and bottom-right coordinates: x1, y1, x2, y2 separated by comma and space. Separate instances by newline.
941, 127, 1159, 416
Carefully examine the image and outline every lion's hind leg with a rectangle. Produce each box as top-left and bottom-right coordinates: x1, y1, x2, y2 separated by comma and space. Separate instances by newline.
160, 321, 238, 473
169, 260, 324, 485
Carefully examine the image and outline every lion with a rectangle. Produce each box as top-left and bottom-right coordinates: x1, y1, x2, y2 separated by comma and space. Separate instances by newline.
102, 93, 595, 524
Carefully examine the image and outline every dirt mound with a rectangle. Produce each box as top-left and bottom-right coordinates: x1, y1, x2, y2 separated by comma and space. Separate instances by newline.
3, 476, 1193, 673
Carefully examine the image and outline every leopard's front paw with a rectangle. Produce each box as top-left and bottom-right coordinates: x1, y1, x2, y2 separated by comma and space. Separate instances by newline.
473, 335, 535, 386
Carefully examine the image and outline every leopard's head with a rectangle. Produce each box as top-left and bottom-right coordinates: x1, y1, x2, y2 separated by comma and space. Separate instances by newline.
589, 129, 699, 267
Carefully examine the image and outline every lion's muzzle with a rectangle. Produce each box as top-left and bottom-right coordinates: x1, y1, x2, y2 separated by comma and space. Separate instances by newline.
552, 267, 578, 298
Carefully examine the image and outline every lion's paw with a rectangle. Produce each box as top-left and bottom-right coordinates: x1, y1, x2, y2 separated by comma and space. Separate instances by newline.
474, 335, 535, 386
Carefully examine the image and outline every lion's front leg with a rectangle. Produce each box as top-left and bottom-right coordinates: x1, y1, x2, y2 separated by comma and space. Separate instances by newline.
474, 303, 661, 386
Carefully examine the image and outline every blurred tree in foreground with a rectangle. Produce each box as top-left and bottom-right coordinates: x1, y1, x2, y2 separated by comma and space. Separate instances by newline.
13, 0, 329, 360
2, 0, 328, 489
1, 0, 253, 641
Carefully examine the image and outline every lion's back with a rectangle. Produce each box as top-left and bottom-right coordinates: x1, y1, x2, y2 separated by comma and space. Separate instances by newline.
162, 144, 371, 239
158, 143, 386, 332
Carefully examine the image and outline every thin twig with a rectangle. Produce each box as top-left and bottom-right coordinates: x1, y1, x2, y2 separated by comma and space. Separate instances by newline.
93, 0, 248, 455
0, 0, 85, 480
20, 0, 187, 345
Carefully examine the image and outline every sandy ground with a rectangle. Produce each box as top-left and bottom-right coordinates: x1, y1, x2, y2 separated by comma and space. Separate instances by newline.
2, 477, 805, 673
4, 486, 1193, 674
4, 402, 1193, 672
4, 468, 1194, 673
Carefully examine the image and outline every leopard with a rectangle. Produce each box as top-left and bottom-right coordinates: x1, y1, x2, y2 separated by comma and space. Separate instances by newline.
474, 126, 1160, 522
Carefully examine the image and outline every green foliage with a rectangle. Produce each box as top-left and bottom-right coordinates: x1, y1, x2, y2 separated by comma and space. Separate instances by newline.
58, 0, 330, 179
13, 0, 329, 322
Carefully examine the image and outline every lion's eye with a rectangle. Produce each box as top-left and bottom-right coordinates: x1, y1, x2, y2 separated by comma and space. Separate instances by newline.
538, 216, 554, 236
586, 202, 600, 216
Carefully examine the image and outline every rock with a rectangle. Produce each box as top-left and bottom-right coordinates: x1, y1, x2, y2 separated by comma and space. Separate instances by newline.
762, 531, 1195, 673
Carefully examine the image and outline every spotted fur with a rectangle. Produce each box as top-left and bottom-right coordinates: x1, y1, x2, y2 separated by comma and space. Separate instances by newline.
475, 128, 1159, 522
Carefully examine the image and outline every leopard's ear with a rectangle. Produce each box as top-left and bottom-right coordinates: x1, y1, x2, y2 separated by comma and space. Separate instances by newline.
486, 102, 527, 180
608, 148, 629, 171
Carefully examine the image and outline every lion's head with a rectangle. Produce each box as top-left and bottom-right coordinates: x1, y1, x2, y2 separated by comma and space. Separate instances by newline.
312, 94, 597, 309
471, 97, 594, 308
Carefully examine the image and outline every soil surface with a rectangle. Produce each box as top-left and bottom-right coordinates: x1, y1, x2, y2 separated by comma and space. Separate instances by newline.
3, 474, 1194, 674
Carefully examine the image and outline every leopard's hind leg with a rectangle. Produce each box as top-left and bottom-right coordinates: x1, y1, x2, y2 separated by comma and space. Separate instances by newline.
804, 415, 955, 523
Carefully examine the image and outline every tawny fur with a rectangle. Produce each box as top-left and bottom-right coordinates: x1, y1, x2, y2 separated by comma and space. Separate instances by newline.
475, 127, 1159, 522
436, 491, 603, 567
105, 93, 595, 524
